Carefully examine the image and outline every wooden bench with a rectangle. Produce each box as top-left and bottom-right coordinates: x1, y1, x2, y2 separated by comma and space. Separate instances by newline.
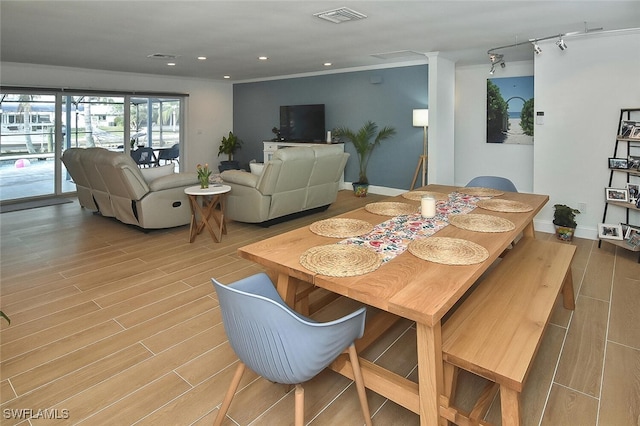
440, 237, 576, 426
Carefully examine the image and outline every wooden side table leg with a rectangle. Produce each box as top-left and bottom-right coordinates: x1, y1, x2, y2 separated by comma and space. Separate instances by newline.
187, 195, 199, 243
201, 194, 222, 242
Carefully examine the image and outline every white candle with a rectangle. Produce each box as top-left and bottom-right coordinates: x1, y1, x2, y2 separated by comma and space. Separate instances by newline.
327, 130, 332, 143
421, 196, 436, 218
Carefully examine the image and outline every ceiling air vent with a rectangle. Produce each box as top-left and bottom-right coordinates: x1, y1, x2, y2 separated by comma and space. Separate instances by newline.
313, 7, 367, 24
147, 53, 179, 60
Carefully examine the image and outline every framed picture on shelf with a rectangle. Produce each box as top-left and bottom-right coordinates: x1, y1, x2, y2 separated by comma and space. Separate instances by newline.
598, 223, 624, 240
630, 126, 640, 139
627, 184, 640, 202
621, 121, 638, 137
628, 156, 640, 171
605, 187, 629, 202
608, 157, 628, 169
625, 224, 640, 240
627, 233, 640, 249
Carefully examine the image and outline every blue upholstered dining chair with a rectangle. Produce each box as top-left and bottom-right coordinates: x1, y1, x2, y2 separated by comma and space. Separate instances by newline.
211, 273, 372, 426
130, 147, 157, 167
157, 143, 179, 165
466, 175, 518, 192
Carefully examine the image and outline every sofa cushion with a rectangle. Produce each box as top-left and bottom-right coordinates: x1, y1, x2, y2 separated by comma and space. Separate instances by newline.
148, 172, 199, 191
221, 169, 259, 188
140, 164, 176, 182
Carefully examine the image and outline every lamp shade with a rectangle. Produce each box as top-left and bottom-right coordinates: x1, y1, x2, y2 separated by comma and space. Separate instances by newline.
413, 109, 429, 127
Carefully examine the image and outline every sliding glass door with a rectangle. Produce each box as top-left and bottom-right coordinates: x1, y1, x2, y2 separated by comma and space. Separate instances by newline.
0, 90, 184, 203
0, 92, 60, 201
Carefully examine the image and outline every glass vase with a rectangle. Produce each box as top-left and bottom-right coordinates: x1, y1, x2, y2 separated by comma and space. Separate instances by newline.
199, 176, 209, 189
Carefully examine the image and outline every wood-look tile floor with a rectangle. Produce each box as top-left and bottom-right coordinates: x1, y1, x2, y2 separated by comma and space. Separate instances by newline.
1, 191, 639, 425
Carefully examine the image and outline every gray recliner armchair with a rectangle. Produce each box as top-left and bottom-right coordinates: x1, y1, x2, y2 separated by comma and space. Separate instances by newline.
63, 147, 198, 229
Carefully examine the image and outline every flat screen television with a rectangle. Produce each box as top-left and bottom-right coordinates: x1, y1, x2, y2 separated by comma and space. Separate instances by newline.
279, 104, 325, 142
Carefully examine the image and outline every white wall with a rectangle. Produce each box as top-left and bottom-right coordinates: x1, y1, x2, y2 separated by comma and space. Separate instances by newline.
454, 30, 640, 239
0, 62, 233, 172
534, 31, 640, 238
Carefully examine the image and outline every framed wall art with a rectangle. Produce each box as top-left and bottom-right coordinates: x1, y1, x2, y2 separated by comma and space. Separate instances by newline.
608, 158, 628, 169
486, 76, 534, 145
605, 187, 629, 202
598, 223, 624, 240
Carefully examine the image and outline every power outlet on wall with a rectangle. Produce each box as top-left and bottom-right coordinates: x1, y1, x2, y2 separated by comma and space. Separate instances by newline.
578, 202, 587, 214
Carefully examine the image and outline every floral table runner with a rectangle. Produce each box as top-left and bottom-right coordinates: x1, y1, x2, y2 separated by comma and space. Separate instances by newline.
340, 192, 482, 262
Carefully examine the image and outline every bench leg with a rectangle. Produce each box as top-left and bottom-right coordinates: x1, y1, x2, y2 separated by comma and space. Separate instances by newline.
443, 362, 458, 405
500, 386, 521, 426
561, 268, 576, 310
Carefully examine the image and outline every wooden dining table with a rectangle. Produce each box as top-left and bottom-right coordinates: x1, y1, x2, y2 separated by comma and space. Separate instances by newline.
237, 184, 548, 425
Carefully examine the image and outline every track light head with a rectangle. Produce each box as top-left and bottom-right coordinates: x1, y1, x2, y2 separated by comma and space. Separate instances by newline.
532, 42, 542, 55
488, 53, 505, 74
556, 38, 567, 50
489, 53, 504, 64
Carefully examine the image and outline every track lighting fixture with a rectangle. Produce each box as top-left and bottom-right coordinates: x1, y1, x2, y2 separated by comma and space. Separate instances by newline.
488, 53, 505, 74
556, 37, 567, 50
488, 31, 572, 66
532, 42, 542, 55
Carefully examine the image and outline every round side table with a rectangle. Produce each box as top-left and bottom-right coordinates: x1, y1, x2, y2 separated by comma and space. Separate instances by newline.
184, 184, 231, 243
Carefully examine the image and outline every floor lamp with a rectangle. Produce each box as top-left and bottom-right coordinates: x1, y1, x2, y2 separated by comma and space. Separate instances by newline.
410, 109, 429, 190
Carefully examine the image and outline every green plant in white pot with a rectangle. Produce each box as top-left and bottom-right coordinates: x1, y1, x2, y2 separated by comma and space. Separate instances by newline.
334, 121, 396, 197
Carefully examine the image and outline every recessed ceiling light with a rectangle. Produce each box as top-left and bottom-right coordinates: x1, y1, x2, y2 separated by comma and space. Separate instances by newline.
324, 62, 332, 66
223, 75, 231, 79
197, 56, 207, 60
167, 62, 176, 66
258, 56, 268, 61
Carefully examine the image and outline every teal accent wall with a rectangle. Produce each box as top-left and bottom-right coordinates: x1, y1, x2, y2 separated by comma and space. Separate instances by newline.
233, 65, 428, 190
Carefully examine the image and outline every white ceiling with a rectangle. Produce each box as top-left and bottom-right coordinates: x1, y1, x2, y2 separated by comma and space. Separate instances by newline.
1, 1, 639, 82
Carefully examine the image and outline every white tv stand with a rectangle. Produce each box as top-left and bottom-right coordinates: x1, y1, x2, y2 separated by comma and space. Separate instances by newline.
263, 141, 343, 162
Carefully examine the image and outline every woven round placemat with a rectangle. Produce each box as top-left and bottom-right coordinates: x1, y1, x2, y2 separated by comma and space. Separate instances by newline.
365, 202, 418, 216
449, 214, 515, 233
309, 218, 374, 238
458, 187, 504, 197
300, 244, 383, 277
408, 237, 489, 265
476, 199, 533, 213
401, 191, 449, 201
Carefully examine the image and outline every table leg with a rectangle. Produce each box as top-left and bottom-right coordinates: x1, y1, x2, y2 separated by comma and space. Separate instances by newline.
187, 195, 199, 243
276, 272, 298, 308
522, 221, 535, 238
198, 194, 222, 241
416, 322, 447, 426
187, 194, 224, 243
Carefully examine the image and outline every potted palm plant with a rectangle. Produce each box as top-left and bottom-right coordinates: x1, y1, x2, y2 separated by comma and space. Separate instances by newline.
334, 121, 396, 197
218, 131, 243, 172
553, 204, 580, 241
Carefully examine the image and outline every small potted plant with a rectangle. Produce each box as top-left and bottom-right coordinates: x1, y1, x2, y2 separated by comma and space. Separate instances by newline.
218, 131, 243, 172
334, 121, 396, 197
553, 204, 580, 241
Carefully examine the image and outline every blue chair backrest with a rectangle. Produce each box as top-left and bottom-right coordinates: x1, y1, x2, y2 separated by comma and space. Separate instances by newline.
212, 273, 366, 384
158, 144, 179, 160
131, 147, 155, 165
466, 176, 517, 192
